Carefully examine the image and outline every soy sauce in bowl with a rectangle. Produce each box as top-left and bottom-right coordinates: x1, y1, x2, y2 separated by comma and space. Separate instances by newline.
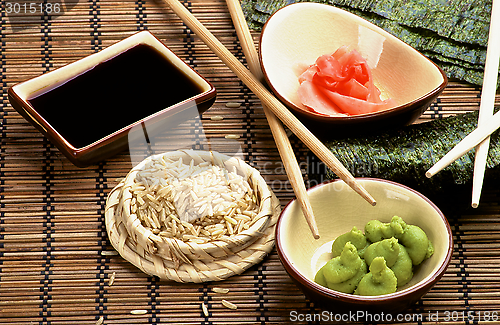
9, 31, 216, 167
28, 44, 204, 149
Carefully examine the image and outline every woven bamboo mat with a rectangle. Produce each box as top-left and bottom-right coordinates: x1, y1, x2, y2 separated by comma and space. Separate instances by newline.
1, 0, 500, 324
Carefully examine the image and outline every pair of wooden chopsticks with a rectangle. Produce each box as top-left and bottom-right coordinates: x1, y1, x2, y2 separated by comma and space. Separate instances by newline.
161, 0, 377, 238
223, 0, 319, 238
426, 0, 500, 208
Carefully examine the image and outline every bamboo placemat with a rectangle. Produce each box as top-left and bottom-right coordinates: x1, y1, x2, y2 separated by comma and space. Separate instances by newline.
1, 0, 500, 324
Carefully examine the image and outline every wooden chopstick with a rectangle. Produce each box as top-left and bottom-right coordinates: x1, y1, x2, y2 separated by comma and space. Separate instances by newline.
162, 0, 377, 207
471, 0, 500, 208
426, 109, 500, 178
224, 0, 319, 238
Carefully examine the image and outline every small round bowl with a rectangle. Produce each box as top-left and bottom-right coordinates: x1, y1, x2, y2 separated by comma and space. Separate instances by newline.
276, 178, 452, 313
259, 3, 448, 137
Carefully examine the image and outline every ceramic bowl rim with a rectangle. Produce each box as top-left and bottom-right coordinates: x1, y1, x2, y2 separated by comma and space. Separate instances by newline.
259, 2, 448, 122
275, 177, 453, 303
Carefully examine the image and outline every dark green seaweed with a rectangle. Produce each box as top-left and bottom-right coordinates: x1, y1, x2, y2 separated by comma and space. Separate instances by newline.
307, 112, 500, 207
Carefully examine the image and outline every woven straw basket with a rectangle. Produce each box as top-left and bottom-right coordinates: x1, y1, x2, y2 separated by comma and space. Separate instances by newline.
105, 150, 281, 283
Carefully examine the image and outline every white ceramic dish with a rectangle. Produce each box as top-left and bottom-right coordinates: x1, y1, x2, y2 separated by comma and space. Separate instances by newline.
259, 3, 447, 135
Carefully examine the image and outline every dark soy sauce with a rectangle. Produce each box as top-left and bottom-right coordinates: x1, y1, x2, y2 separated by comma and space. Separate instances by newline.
28, 44, 204, 148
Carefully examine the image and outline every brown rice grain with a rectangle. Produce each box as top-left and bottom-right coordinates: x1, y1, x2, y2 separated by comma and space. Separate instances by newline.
201, 302, 209, 317
108, 272, 116, 286
221, 299, 237, 310
225, 102, 241, 108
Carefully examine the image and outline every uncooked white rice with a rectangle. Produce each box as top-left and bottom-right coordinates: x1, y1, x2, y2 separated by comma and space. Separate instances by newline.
131, 156, 259, 244
130, 309, 147, 315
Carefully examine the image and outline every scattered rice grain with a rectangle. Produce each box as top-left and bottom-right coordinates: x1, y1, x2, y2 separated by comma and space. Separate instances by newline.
212, 287, 229, 294
221, 299, 237, 310
225, 102, 241, 108
130, 309, 147, 315
96, 316, 104, 325
101, 251, 118, 256
225, 134, 240, 139
210, 115, 224, 121
108, 272, 116, 287
201, 302, 209, 317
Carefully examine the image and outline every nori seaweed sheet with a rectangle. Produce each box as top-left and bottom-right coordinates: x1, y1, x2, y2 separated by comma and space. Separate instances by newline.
241, 0, 494, 86
307, 112, 500, 208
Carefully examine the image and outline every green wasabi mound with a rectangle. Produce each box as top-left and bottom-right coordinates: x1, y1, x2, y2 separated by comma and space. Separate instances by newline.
364, 237, 400, 267
313, 216, 433, 296
328, 260, 367, 294
315, 242, 367, 294
396, 223, 432, 265
355, 257, 398, 296
390, 243, 413, 287
366, 216, 433, 265
364, 216, 405, 242
331, 226, 368, 258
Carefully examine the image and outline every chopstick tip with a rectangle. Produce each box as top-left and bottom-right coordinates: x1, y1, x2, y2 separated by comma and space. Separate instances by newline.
471, 202, 479, 208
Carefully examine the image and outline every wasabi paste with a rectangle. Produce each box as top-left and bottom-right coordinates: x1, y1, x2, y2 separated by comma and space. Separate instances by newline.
314, 216, 433, 296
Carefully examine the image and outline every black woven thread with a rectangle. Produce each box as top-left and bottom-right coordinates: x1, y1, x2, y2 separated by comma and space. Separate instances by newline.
428, 99, 443, 120
95, 161, 109, 321
255, 265, 269, 324
88, 0, 108, 317
199, 284, 213, 324
182, 1, 196, 69
136, 0, 147, 31
40, 134, 55, 325
452, 218, 472, 323
0, 0, 6, 263
148, 277, 160, 324
231, 31, 256, 167
39, 6, 54, 322
179, 1, 204, 152
89, 0, 101, 52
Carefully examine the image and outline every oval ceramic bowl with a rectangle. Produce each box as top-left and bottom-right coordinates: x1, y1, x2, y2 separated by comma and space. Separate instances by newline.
259, 3, 447, 137
8, 30, 216, 167
276, 178, 452, 313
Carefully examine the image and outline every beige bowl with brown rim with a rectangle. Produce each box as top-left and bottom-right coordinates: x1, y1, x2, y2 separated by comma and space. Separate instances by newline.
259, 2, 447, 136
276, 178, 452, 313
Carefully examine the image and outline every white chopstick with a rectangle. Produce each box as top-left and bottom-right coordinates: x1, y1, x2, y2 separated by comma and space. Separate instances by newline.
426, 0, 500, 199
471, 0, 500, 208
426, 108, 500, 178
